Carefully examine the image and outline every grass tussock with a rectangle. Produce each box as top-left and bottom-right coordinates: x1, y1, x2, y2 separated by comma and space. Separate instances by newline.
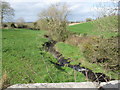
0, 72, 10, 90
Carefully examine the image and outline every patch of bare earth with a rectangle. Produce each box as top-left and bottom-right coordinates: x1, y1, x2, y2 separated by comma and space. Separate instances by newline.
68, 23, 81, 26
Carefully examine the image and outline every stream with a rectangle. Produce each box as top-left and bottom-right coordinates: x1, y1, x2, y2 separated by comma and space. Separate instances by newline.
42, 35, 113, 83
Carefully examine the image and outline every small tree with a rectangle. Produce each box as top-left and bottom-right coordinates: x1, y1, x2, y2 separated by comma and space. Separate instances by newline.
86, 18, 92, 22
17, 17, 25, 24
0, 1, 14, 24
38, 3, 70, 41
16, 17, 26, 28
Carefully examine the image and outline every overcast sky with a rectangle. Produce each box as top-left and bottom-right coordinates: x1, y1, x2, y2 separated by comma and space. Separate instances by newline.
5, 0, 118, 22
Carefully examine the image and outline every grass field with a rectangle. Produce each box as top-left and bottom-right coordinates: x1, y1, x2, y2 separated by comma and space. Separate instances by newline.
68, 16, 118, 38
2, 29, 86, 85
69, 22, 94, 35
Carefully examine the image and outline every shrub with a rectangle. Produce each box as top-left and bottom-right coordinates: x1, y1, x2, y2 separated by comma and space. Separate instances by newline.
10, 23, 16, 28
2, 24, 8, 28
83, 36, 119, 72
86, 18, 92, 22
38, 3, 70, 42
33, 22, 40, 30
17, 24, 28, 28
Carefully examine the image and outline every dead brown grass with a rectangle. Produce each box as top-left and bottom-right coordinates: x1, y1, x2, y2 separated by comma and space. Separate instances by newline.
0, 72, 10, 90
65, 35, 96, 47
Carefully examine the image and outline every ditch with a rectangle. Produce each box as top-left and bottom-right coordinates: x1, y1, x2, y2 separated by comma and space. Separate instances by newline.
42, 35, 114, 83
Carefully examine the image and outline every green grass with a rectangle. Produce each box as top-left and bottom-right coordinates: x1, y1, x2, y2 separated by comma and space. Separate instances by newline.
68, 16, 118, 38
2, 16, 118, 85
55, 42, 118, 79
2, 29, 86, 85
69, 22, 94, 35
55, 42, 83, 64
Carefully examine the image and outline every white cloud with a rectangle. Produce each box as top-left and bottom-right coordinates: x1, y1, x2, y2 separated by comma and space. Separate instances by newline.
5, 0, 60, 3
4, 0, 117, 22
5, 0, 118, 3
69, 4, 81, 10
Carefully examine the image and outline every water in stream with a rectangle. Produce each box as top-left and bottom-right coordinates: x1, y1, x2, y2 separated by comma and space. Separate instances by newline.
42, 36, 113, 83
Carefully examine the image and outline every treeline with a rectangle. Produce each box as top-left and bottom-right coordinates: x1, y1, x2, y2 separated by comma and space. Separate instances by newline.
2, 22, 40, 30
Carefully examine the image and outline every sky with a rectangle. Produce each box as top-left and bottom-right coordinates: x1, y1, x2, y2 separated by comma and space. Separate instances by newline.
5, 0, 119, 22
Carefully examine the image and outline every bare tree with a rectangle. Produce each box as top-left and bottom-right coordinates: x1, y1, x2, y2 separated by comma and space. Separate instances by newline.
38, 3, 70, 41
16, 17, 25, 24
0, 1, 14, 23
93, 0, 118, 34
16, 17, 26, 28
94, 0, 118, 18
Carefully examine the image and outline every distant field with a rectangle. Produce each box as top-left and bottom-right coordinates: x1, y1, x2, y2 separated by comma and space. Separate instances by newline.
2, 29, 86, 85
68, 16, 118, 38
69, 22, 94, 34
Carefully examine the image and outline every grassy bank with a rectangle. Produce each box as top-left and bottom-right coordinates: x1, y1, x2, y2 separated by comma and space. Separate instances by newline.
55, 42, 118, 80
68, 16, 118, 38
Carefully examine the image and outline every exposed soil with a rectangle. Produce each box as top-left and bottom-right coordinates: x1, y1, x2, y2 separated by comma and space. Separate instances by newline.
68, 22, 85, 26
